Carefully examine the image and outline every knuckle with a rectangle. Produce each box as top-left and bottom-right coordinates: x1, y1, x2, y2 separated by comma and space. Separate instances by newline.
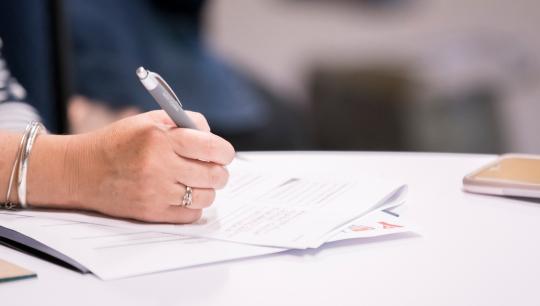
207, 164, 226, 188
177, 162, 196, 186
196, 189, 216, 207
223, 142, 235, 165
140, 124, 165, 143
204, 134, 218, 159
191, 112, 207, 124
207, 189, 216, 204
186, 111, 208, 129
191, 111, 204, 120
219, 167, 230, 189
175, 132, 189, 152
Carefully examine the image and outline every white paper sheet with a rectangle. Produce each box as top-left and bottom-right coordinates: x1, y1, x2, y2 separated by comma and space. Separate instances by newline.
161, 162, 407, 249
0, 212, 281, 280
0, 206, 411, 280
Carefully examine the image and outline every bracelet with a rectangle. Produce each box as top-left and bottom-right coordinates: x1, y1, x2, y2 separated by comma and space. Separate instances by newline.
17, 121, 44, 209
2, 124, 32, 210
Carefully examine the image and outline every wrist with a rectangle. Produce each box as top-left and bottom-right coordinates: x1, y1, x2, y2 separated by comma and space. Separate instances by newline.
26, 134, 86, 209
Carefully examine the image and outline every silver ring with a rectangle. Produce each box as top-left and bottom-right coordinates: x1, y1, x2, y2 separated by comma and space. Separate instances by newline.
182, 186, 193, 208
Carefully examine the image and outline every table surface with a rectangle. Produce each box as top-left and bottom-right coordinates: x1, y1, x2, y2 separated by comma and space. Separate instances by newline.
1, 152, 540, 306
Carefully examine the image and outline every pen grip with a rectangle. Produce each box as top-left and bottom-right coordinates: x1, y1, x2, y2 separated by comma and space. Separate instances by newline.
148, 87, 198, 129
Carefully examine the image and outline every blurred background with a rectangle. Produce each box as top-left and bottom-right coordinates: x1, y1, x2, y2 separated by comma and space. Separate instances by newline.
1, 0, 539, 153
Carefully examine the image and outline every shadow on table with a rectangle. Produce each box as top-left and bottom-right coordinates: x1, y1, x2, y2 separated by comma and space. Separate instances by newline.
285, 232, 422, 257
502, 196, 540, 205
466, 192, 540, 207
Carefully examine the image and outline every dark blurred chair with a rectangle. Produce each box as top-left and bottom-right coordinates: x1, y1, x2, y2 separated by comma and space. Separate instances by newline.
0, 0, 70, 133
308, 64, 503, 153
65, 0, 309, 150
309, 65, 412, 150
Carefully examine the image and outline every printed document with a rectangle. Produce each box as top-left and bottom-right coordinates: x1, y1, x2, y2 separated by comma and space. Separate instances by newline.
0, 206, 410, 280
146, 162, 407, 249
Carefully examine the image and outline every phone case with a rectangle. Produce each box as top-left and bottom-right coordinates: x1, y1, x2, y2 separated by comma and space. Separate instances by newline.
463, 154, 540, 198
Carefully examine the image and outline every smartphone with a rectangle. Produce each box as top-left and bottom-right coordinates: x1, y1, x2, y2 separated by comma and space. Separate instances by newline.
463, 154, 540, 198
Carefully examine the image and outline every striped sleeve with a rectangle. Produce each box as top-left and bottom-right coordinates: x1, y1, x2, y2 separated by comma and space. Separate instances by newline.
0, 37, 43, 132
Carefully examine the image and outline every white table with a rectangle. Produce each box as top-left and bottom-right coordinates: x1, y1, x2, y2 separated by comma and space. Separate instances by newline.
2, 152, 540, 306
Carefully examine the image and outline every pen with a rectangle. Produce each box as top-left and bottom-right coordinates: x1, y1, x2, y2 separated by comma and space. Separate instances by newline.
136, 66, 198, 129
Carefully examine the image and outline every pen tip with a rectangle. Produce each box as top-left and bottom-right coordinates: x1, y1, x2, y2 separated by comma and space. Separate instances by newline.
136, 67, 148, 79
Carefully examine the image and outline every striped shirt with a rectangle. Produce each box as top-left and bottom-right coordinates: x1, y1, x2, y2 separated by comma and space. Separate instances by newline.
0, 37, 42, 132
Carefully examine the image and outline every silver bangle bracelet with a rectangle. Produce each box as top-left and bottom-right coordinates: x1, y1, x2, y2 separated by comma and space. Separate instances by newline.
2, 124, 32, 210
17, 121, 44, 208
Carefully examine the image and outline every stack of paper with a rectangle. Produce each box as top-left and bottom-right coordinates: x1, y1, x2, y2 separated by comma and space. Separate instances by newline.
0, 160, 413, 280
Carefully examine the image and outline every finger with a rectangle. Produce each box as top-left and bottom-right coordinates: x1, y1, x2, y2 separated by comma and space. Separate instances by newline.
146, 110, 177, 127
187, 188, 216, 209
186, 111, 211, 132
167, 128, 235, 165
167, 184, 216, 209
145, 110, 211, 132
158, 207, 203, 224
173, 157, 230, 189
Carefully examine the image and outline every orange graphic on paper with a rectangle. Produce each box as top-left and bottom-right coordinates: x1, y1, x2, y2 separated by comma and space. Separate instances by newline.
378, 221, 403, 229
349, 225, 375, 232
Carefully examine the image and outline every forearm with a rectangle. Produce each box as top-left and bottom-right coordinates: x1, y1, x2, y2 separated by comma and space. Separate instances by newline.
27, 134, 79, 208
0, 131, 78, 208
0, 131, 23, 204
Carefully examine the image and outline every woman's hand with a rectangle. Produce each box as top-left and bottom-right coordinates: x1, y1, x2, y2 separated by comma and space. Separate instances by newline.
28, 110, 235, 223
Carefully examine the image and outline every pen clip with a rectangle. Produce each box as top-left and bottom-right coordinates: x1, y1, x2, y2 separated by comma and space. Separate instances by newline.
152, 72, 183, 107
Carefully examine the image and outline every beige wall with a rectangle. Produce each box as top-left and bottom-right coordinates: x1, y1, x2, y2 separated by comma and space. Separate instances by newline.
204, 0, 540, 153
